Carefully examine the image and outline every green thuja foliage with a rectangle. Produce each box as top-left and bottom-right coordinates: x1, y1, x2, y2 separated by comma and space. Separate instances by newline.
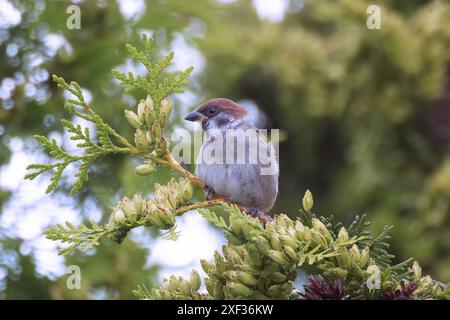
24, 76, 136, 195
144, 200, 449, 300
26, 36, 449, 300
112, 36, 192, 105
45, 221, 112, 257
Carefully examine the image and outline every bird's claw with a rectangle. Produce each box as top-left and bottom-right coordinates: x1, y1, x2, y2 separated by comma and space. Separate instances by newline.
203, 187, 273, 225
204, 185, 216, 201
244, 206, 273, 225
204, 186, 231, 202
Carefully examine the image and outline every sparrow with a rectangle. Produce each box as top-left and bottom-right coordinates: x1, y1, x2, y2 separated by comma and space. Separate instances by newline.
184, 98, 279, 220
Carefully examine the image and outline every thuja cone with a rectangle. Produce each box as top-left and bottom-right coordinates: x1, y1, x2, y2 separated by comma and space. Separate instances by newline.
299, 275, 350, 300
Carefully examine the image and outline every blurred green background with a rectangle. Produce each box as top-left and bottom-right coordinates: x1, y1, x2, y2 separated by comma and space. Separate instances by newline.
0, 0, 449, 299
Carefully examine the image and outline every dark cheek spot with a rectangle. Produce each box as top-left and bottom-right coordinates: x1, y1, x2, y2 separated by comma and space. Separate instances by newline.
202, 120, 209, 130
217, 117, 230, 127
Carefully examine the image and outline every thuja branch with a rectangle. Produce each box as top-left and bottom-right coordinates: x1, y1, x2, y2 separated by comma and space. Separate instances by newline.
24, 76, 138, 195
28, 36, 205, 254
148, 153, 204, 188
175, 199, 226, 215
24, 35, 193, 195
46, 178, 226, 256
45, 222, 115, 256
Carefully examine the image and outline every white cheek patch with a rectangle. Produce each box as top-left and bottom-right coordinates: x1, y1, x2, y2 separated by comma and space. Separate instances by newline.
206, 113, 234, 130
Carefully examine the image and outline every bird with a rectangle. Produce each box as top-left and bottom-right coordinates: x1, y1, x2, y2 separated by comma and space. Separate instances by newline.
184, 98, 279, 221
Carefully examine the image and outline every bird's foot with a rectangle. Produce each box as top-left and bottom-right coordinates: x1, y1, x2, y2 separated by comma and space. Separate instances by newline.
243, 206, 274, 225
204, 185, 216, 201
204, 186, 231, 203
203, 188, 273, 225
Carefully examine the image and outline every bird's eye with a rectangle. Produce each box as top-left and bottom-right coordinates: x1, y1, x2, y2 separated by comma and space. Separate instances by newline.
208, 107, 217, 115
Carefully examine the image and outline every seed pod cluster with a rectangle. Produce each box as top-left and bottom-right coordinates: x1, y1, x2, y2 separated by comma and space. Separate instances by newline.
107, 178, 193, 243
108, 193, 146, 228
150, 270, 203, 300
201, 243, 297, 299
145, 177, 193, 230
245, 212, 375, 289
139, 189, 443, 300
106, 193, 146, 243
124, 95, 173, 156
317, 242, 371, 285
145, 199, 176, 230
250, 214, 336, 268
155, 177, 193, 208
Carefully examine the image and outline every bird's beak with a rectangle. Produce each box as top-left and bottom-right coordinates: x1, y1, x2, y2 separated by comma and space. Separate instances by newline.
184, 111, 204, 122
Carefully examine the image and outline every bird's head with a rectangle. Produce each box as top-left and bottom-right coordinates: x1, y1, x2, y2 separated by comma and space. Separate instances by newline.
184, 98, 248, 131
